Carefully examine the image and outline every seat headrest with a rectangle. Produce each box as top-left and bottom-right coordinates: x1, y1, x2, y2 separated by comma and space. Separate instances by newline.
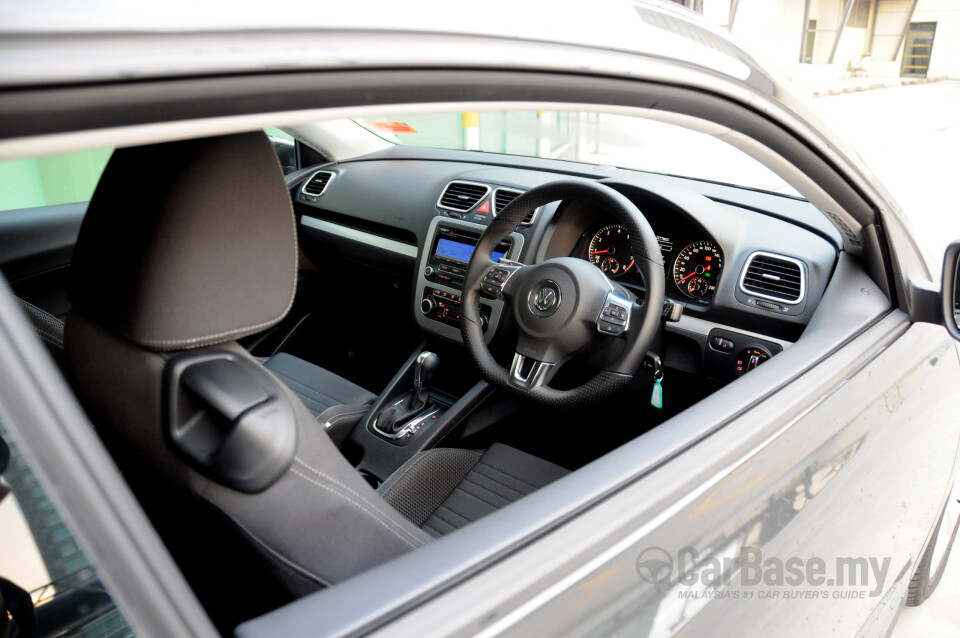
69, 133, 297, 351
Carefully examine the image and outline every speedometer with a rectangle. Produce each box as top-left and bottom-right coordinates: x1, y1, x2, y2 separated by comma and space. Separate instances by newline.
673, 241, 723, 299
588, 224, 634, 278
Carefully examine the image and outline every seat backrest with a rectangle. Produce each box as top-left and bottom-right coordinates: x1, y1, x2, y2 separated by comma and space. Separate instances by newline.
63, 133, 429, 630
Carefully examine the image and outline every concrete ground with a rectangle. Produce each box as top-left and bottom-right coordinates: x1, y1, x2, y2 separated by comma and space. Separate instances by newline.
804, 80, 960, 637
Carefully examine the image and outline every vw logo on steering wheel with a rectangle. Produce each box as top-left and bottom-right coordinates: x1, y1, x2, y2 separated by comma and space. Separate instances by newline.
529, 280, 562, 317
535, 287, 557, 311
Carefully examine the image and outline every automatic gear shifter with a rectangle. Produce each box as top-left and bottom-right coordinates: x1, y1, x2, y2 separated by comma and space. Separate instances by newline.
412, 351, 439, 402
376, 351, 440, 434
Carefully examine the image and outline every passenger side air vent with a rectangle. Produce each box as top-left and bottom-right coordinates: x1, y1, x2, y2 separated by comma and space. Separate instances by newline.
438, 181, 490, 212
300, 170, 335, 197
740, 252, 805, 304
494, 188, 538, 225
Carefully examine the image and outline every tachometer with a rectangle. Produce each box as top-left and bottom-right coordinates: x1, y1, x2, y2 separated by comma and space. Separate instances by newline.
673, 241, 722, 299
588, 224, 634, 278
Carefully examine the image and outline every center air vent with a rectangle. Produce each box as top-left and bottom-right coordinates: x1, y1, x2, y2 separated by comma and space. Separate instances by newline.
740, 252, 805, 304
438, 181, 490, 212
300, 171, 335, 197
494, 188, 539, 224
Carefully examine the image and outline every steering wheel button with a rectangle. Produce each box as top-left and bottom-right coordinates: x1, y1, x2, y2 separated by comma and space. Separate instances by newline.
482, 283, 501, 297
599, 322, 621, 334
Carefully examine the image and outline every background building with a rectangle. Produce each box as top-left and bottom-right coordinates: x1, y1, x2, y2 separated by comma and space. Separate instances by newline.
671, 0, 960, 82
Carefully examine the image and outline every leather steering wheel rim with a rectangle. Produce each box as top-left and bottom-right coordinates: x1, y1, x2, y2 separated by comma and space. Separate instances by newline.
460, 179, 665, 408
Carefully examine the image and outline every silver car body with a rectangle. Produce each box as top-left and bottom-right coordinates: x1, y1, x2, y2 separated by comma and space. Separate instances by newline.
0, 1, 956, 637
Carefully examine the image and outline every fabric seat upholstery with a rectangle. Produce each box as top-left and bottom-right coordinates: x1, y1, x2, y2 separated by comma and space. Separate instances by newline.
264, 353, 375, 417
380, 443, 569, 537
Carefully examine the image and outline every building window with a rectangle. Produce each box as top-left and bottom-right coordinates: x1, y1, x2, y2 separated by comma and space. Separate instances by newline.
850, 0, 872, 29
666, 0, 703, 12
803, 19, 818, 64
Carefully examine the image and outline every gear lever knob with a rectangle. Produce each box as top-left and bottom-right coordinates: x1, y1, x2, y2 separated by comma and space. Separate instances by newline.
414, 351, 440, 390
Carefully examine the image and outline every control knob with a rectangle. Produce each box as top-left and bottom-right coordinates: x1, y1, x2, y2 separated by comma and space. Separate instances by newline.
734, 345, 771, 377
420, 297, 436, 316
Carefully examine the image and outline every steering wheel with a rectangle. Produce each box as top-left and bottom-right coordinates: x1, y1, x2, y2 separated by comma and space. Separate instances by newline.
461, 180, 665, 408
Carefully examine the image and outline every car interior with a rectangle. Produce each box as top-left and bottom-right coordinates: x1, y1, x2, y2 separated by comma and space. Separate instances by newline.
0, 103, 893, 633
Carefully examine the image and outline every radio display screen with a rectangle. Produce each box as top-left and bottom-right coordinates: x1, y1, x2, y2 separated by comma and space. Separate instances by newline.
436, 237, 505, 264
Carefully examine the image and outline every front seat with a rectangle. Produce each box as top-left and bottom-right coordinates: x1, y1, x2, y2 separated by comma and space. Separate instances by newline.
63, 133, 566, 629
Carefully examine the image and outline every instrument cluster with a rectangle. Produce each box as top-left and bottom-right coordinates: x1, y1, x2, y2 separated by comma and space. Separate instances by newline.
582, 223, 724, 304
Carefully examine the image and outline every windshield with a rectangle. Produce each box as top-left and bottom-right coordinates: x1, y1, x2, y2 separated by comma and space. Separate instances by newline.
354, 111, 798, 197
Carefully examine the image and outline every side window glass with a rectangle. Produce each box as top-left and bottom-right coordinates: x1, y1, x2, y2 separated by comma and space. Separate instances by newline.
0, 149, 113, 213
0, 418, 135, 637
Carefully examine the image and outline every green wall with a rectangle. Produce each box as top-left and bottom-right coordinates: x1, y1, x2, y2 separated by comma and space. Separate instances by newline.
0, 148, 113, 212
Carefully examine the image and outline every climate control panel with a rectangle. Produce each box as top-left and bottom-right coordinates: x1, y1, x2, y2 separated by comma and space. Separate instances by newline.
421, 288, 491, 332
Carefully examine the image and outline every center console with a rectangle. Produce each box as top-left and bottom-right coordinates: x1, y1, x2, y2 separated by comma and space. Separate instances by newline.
414, 217, 525, 343
347, 343, 497, 485
343, 219, 526, 484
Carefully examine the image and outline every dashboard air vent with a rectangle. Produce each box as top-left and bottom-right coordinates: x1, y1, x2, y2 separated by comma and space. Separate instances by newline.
740, 252, 805, 304
494, 188, 538, 224
301, 171, 335, 197
438, 181, 490, 212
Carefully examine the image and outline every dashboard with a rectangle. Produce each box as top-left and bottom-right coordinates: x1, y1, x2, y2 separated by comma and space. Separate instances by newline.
291, 146, 841, 382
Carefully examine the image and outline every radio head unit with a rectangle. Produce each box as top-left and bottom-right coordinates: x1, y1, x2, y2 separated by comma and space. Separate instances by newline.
416, 217, 524, 344
424, 225, 512, 290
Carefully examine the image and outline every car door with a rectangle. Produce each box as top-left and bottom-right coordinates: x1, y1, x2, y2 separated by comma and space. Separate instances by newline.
405, 322, 960, 638
235, 244, 959, 638
1, 18, 958, 638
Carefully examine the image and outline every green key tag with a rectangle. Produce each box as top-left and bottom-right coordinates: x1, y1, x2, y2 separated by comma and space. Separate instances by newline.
651, 376, 663, 409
